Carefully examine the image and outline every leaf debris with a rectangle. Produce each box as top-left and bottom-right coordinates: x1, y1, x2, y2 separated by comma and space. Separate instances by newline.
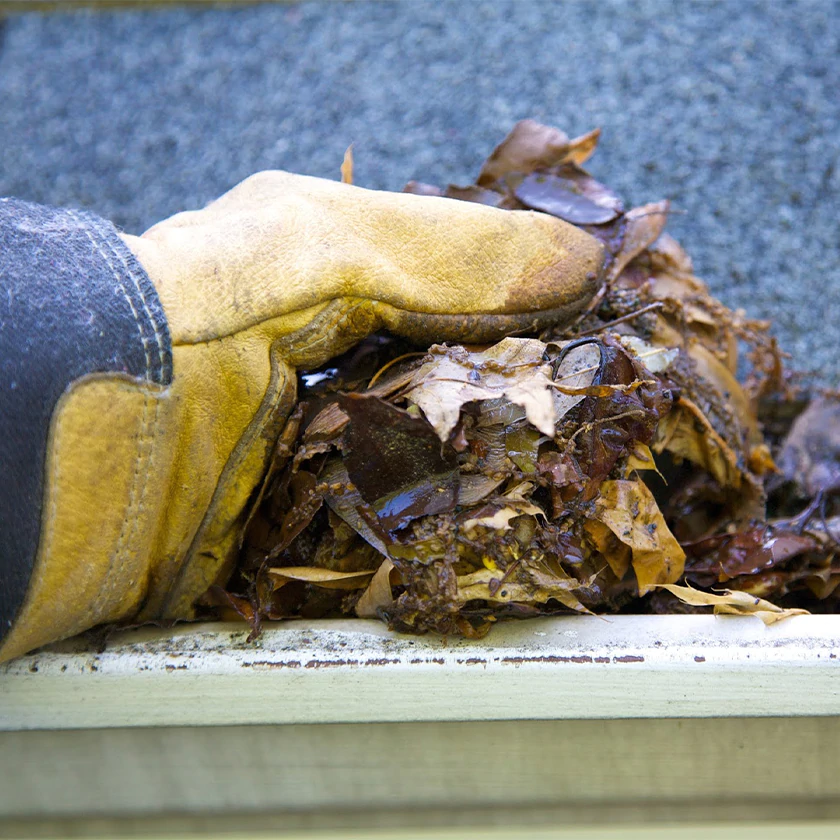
207, 121, 839, 638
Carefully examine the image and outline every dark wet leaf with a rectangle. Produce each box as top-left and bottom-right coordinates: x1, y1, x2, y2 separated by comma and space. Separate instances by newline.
563, 337, 675, 500
514, 171, 619, 224
684, 526, 819, 584
265, 470, 324, 560
340, 393, 459, 531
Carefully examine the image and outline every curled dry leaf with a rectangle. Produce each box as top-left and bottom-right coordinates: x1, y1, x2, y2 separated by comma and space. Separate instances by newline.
608, 200, 671, 282
356, 559, 397, 618
657, 584, 810, 625
477, 120, 600, 187
652, 395, 756, 493
268, 566, 375, 590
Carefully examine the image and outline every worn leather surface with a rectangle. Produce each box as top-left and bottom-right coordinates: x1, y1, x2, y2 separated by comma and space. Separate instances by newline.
1, 172, 605, 661
0, 200, 171, 651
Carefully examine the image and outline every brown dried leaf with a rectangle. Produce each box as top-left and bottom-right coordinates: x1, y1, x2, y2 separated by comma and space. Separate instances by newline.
593, 480, 685, 593
658, 584, 810, 625
608, 200, 670, 281
564, 127, 602, 165
302, 402, 350, 443
477, 119, 573, 186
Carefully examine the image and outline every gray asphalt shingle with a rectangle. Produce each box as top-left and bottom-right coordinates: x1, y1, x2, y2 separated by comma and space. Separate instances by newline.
0, 0, 837, 380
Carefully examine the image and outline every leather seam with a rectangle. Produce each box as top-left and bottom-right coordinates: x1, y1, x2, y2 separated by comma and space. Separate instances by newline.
156, 347, 294, 617
87, 386, 159, 622
169, 299, 584, 348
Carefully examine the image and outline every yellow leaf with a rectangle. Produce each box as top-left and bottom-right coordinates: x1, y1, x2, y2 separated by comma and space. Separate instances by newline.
355, 560, 396, 617
455, 567, 587, 613
652, 397, 744, 489
623, 442, 665, 481
657, 584, 810, 625
583, 518, 631, 580
267, 566, 374, 590
593, 480, 685, 594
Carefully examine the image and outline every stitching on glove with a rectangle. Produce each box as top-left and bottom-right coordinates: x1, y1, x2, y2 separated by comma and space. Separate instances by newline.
67, 210, 163, 379
67, 209, 154, 382
157, 348, 296, 617
90, 385, 160, 622
99, 218, 172, 386
57, 212, 165, 621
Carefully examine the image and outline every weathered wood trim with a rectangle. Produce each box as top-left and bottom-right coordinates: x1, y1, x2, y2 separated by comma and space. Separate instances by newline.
2, 615, 839, 730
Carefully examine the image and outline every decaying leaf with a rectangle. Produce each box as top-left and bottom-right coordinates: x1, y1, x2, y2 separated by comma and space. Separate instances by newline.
455, 565, 588, 613
462, 483, 547, 532
657, 584, 810, 625
778, 397, 840, 497
340, 393, 459, 532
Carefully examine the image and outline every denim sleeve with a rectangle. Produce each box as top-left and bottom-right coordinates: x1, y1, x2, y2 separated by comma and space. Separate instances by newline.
0, 199, 172, 642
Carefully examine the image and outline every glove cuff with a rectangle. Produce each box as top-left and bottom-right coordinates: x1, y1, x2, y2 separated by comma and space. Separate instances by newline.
0, 200, 172, 659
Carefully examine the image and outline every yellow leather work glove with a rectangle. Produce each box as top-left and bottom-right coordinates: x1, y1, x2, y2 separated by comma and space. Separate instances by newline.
0, 171, 605, 661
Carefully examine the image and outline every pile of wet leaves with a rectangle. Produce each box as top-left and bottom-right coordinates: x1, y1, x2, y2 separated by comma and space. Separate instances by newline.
207, 121, 840, 638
